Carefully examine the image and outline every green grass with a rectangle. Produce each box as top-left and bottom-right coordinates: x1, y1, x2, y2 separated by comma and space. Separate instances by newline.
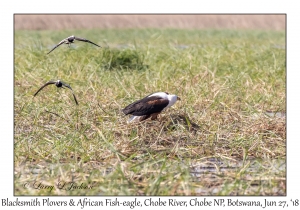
14, 28, 286, 195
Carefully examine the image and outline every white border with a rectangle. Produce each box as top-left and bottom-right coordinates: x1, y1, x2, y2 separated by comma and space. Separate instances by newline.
3, 0, 298, 209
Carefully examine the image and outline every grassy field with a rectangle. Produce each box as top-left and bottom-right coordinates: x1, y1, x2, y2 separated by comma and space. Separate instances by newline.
14, 28, 286, 195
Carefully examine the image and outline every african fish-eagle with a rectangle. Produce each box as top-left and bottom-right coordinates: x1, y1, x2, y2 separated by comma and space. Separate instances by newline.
122, 92, 180, 123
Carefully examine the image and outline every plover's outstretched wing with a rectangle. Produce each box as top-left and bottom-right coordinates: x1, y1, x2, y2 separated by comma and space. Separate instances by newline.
60, 81, 73, 91
60, 81, 79, 105
74, 36, 101, 48
47, 39, 67, 54
71, 92, 79, 105
33, 81, 57, 96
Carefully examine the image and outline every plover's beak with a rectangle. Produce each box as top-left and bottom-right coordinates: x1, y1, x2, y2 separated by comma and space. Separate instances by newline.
177, 96, 181, 101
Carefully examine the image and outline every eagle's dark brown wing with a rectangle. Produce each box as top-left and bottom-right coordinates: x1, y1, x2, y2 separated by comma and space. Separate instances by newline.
122, 96, 169, 116
33, 81, 56, 96
74, 36, 101, 47
47, 39, 66, 54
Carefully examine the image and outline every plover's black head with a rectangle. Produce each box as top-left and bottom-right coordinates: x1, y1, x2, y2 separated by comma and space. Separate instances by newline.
56, 80, 63, 87
68, 35, 75, 42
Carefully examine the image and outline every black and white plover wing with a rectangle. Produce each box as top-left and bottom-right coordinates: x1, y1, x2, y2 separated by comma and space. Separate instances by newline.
60, 81, 78, 105
74, 36, 101, 48
33, 81, 57, 96
47, 39, 67, 54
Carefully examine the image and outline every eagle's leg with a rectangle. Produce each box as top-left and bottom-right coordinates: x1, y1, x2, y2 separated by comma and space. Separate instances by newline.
150, 112, 160, 120
139, 115, 151, 122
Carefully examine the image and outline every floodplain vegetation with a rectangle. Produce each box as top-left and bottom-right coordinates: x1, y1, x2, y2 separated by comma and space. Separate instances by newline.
14, 28, 285, 195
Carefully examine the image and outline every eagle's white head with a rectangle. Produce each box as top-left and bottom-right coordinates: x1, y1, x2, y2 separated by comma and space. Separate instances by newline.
166, 94, 180, 108
148, 92, 180, 108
